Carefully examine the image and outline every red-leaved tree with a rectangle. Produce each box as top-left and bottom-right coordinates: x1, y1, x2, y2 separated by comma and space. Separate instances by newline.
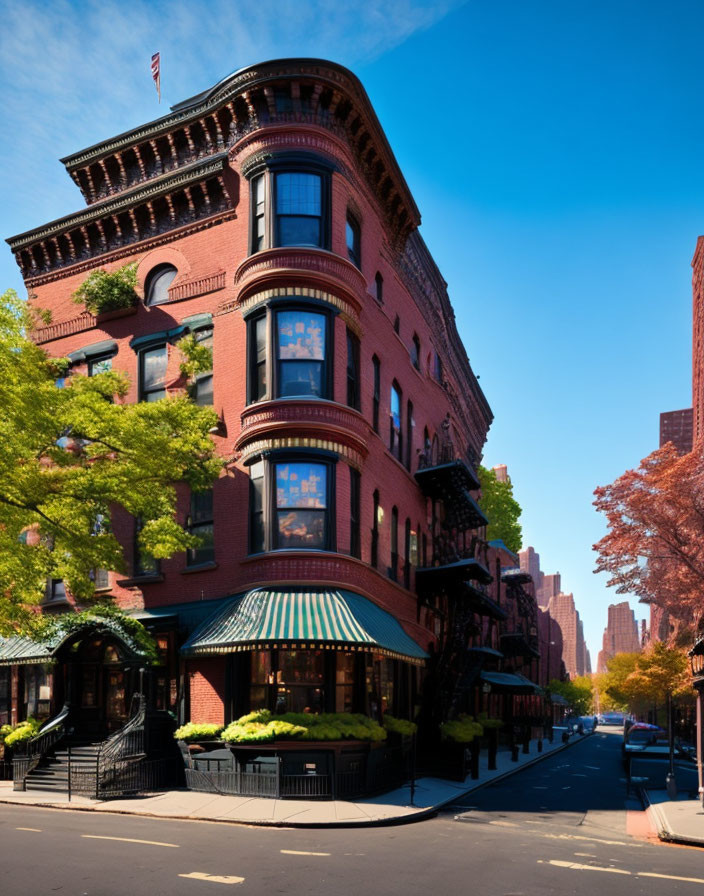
593, 444, 704, 636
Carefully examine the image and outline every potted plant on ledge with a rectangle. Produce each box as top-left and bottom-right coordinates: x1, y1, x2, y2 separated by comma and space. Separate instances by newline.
72, 262, 138, 321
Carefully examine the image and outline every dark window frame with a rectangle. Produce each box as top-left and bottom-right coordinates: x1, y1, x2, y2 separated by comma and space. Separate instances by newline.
134, 517, 160, 578
145, 264, 178, 306
411, 334, 420, 370
346, 211, 361, 267
372, 355, 380, 433
246, 303, 333, 404
186, 489, 215, 567
390, 506, 399, 582
403, 518, 412, 589
138, 343, 168, 402
248, 454, 337, 554
371, 488, 380, 569
247, 155, 333, 255
349, 467, 361, 559
405, 399, 414, 470
346, 328, 360, 410
374, 272, 383, 304
390, 381, 403, 461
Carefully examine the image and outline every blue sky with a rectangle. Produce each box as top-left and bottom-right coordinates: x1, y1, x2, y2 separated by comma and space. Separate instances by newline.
1, 0, 699, 661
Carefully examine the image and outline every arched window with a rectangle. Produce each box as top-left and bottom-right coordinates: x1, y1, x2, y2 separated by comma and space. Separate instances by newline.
145, 264, 177, 306
374, 272, 384, 303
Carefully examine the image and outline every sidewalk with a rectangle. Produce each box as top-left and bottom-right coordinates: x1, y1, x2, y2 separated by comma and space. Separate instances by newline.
643, 788, 704, 847
0, 734, 580, 828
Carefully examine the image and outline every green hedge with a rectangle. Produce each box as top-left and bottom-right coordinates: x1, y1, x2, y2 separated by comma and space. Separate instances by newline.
382, 715, 417, 736
3, 718, 40, 748
221, 710, 386, 744
173, 722, 224, 743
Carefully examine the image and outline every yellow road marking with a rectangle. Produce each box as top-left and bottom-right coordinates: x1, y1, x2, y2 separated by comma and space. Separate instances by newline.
281, 849, 331, 856
16, 827, 41, 832
488, 820, 519, 828
640, 872, 704, 884
541, 860, 630, 875
541, 832, 644, 848
179, 872, 245, 885
82, 834, 179, 848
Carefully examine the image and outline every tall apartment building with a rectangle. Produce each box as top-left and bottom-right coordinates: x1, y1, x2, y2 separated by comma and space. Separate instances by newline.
546, 592, 588, 679
597, 601, 640, 673
1, 61, 557, 786
659, 408, 693, 456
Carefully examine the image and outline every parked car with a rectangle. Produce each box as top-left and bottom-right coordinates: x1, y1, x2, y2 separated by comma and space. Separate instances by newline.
579, 716, 596, 734
622, 723, 694, 762
600, 712, 625, 726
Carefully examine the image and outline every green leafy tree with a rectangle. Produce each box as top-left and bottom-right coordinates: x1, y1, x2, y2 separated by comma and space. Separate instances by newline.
477, 465, 523, 554
0, 289, 222, 633
549, 675, 594, 715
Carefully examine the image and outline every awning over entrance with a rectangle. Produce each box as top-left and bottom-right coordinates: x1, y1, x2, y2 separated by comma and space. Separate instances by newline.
181, 588, 428, 665
0, 636, 53, 666
480, 671, 543, 695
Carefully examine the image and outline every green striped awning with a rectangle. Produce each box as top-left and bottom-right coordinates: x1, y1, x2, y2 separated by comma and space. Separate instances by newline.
181, 588, 428, 665
0, 636, 53, 666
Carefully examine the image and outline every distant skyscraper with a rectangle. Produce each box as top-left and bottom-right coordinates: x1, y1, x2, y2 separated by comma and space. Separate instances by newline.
519, 546, 541, 588
659, 408, 693, 455
493, 464, 509, 483
597, 601, 641, 673
547, 592, 587, 679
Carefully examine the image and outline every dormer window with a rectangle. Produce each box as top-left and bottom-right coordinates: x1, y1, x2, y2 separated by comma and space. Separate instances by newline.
145, 264, 177, 306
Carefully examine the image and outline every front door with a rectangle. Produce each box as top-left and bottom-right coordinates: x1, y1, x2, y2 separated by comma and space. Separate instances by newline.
103, 667, 128, 733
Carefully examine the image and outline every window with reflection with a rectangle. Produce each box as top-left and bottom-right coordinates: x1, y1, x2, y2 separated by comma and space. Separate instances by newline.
275, 461, 327, 549
145, 264, 177, 306
336, 652, 356, 712
346, 328, 360, 410
139, 345, 167, 401
390, 382, 402, 460
346, 213, 360, 267
88, 354, 113, 376
249, 457, 335, 553
248, 306, 330, 403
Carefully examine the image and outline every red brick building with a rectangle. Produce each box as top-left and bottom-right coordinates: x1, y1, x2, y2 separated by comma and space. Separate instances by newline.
2, 61, 547, 769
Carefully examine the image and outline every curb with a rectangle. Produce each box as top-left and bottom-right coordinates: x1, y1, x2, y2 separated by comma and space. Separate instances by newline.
0, 734, 591, 830
639, 787, 704, 848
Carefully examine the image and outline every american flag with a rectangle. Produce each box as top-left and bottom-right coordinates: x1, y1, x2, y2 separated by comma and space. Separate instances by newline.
151, 52, 161, 102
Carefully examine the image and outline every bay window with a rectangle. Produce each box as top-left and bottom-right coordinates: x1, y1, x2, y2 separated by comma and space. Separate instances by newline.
249, 456, 335, 553
247, 155, 332, 254
247, 305, 331, 403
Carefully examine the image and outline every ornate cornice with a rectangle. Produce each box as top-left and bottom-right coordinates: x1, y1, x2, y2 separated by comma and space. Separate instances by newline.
7, 156, 229, 251
22, 210, 235, 289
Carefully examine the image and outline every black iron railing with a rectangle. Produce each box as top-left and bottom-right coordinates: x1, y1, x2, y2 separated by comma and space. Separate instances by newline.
13, 703, 70, 791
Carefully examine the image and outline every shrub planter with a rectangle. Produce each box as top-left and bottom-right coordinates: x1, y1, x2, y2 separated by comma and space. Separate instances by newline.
95, 305, 137, 324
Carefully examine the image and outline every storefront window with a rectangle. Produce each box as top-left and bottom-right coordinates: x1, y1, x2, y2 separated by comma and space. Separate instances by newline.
250, 650, 272, 710
276, 649, 324, 714
0, 668, 9, 725
336, 652, 355, 712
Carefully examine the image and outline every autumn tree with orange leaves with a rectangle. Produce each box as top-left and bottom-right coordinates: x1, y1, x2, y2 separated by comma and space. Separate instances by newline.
593, 443, 704, 637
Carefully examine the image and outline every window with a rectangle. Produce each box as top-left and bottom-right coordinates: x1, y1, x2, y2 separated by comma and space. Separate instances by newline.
277, 309, 326, 397
88, 354, 113, 376
248, 306, 330, 402
249, 457, 334, 553
405, 400, 414, 470
134, 518, 159, 577
47, 579, 67, 603
371, 489, 380, 568
411, 334, 420, 370
336, 652, 356, 713
248, 157, 332, 253
393, 315, 400, 334
374, 272, 383, 304
346, 213, 360, 267
390, 507, 398, 582
139, 345, 167, 402
346, 328, 360, 410
390, 382, 402, 461
188, 327, 213, 406
404, 518, 411, 589
187, 490, 215, 566
372, 355, 380, 433
433, 351, 443, 383
145, 264, 177, 306
249, 649, 328, 715
350, 467, 360, 559
276, 173, 322, 247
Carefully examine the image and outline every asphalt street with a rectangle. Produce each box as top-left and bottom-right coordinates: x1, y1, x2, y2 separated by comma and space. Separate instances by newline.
1, 730, 702, 896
